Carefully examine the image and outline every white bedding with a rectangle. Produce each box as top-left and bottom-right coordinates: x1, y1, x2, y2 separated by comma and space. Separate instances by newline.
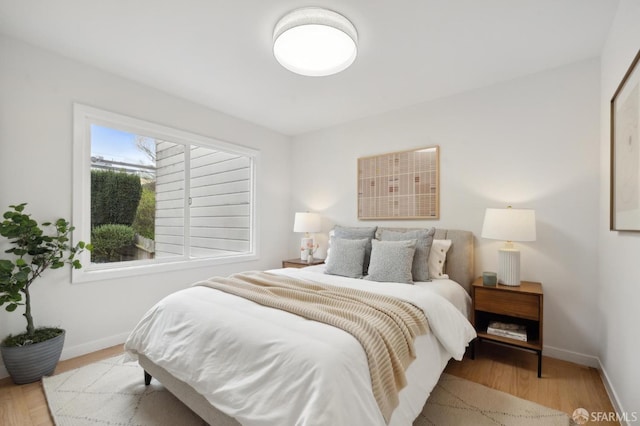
124, 267, 476, 426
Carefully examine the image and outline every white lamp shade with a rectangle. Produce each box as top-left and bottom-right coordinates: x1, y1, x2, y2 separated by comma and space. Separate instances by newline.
482, 207, 536, 286
273, 7, 358, 76
293, 212, 322, 233
481, 208, 536, 242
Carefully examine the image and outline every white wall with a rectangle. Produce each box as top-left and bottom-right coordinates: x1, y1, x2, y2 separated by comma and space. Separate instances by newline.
0, 35, 291, 375
599, 0, 640, 416
291, 59, 601, 363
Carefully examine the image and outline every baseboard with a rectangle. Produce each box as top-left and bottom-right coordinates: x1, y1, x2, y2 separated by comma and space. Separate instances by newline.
544, 346, 632, 426
598, 360, 633, 426
0, 331, 130, 380
543, 345, 600, 368
59, 331, 130, 361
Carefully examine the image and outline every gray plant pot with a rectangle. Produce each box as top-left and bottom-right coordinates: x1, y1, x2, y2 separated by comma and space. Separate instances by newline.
0, 330, 65, 384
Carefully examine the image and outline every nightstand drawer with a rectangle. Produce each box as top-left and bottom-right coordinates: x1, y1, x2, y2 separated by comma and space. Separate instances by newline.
474, 287, 539, 320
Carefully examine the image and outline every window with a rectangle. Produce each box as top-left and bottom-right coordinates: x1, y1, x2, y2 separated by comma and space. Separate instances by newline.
72, 104, 258, 282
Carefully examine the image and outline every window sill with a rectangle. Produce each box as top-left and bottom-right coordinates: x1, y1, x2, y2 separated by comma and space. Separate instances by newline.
72, 252, 258, 283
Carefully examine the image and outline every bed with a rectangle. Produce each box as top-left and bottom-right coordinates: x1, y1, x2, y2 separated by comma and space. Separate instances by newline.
124, 228, 476, 426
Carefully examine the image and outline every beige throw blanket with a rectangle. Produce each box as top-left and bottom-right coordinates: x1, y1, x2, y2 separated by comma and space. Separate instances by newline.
196, 271, 429, 423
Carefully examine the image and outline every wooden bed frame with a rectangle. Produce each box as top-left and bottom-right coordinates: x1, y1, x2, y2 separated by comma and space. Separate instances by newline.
140, 228, 474, 425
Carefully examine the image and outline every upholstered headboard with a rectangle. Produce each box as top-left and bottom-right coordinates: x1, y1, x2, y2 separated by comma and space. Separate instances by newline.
374, 227, 475, 294
433, 229, 474, 294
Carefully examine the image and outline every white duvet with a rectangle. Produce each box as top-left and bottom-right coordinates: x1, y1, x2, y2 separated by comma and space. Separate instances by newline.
124, 267, 476, 426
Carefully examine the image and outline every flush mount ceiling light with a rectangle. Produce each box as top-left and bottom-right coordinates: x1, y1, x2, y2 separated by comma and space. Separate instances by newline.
273, 7, 358, 77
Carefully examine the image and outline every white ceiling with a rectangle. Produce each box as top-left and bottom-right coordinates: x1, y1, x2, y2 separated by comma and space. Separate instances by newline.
0, 0, 619, 136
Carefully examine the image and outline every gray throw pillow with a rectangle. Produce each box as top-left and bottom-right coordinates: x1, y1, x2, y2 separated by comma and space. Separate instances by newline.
365, 239, 417, 284
380, 227, 435, 281
324, 237, 369, 278
333, 225, 377, 274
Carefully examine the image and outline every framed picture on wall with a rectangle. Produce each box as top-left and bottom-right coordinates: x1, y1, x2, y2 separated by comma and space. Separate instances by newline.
611, 49, 640, 231
357, 146, 439, 220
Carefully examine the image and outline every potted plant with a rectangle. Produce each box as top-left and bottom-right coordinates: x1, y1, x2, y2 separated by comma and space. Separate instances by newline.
0, 203, 90, 384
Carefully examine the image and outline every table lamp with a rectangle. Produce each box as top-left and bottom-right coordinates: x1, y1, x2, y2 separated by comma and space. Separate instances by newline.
293, 212, 321, 260
481, 206, 536, 286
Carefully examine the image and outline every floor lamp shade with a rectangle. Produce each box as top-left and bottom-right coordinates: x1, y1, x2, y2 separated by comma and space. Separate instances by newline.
481, 207, 536, 286
293, 212, 322, 260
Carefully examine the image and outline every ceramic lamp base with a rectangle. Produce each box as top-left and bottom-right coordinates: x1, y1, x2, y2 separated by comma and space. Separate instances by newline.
300, 237, 314, 260
498, 248, 520, 286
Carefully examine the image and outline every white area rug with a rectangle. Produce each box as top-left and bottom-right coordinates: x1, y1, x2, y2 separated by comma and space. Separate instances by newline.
415, 374, 570, 425
43, 355, 206, 425
43, 355, 569, 425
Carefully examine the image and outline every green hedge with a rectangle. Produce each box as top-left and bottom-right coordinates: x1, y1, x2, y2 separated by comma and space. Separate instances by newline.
133, 186, 156, 240
91, 224, 135, 263
91, 170, 142, 227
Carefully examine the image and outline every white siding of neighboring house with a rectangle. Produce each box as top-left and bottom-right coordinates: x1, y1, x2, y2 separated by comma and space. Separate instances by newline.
155, 141, 185, 257
155, 142, 251, 258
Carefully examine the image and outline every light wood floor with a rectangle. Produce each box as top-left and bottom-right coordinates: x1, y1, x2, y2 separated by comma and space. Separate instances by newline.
445, 342, 618, 425
0, 344, 123, 426
0, 342, 617, 425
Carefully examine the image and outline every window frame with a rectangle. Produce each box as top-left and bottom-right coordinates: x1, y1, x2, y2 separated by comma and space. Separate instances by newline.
72, 103, 259, 283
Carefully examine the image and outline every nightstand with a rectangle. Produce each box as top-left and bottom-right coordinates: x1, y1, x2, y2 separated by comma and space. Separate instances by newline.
470, 277, 544, 377
282, 258, 325, 269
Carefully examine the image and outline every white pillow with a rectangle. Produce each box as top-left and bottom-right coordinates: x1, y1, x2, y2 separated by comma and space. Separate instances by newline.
324, 229, 335, 264
428, 239, 451, 279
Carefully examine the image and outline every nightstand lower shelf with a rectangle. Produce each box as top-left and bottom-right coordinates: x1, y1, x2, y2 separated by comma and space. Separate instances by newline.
471, 333, 543, 378
475, 331, 541, 351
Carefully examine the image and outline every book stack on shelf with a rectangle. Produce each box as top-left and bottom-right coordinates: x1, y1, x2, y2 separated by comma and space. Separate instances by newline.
487, 321, 528, 341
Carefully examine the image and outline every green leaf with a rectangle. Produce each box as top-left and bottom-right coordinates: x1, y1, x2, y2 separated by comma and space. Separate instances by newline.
15, 270, 29, 283
6, 303, 17, 312
0, 259, 14, 272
